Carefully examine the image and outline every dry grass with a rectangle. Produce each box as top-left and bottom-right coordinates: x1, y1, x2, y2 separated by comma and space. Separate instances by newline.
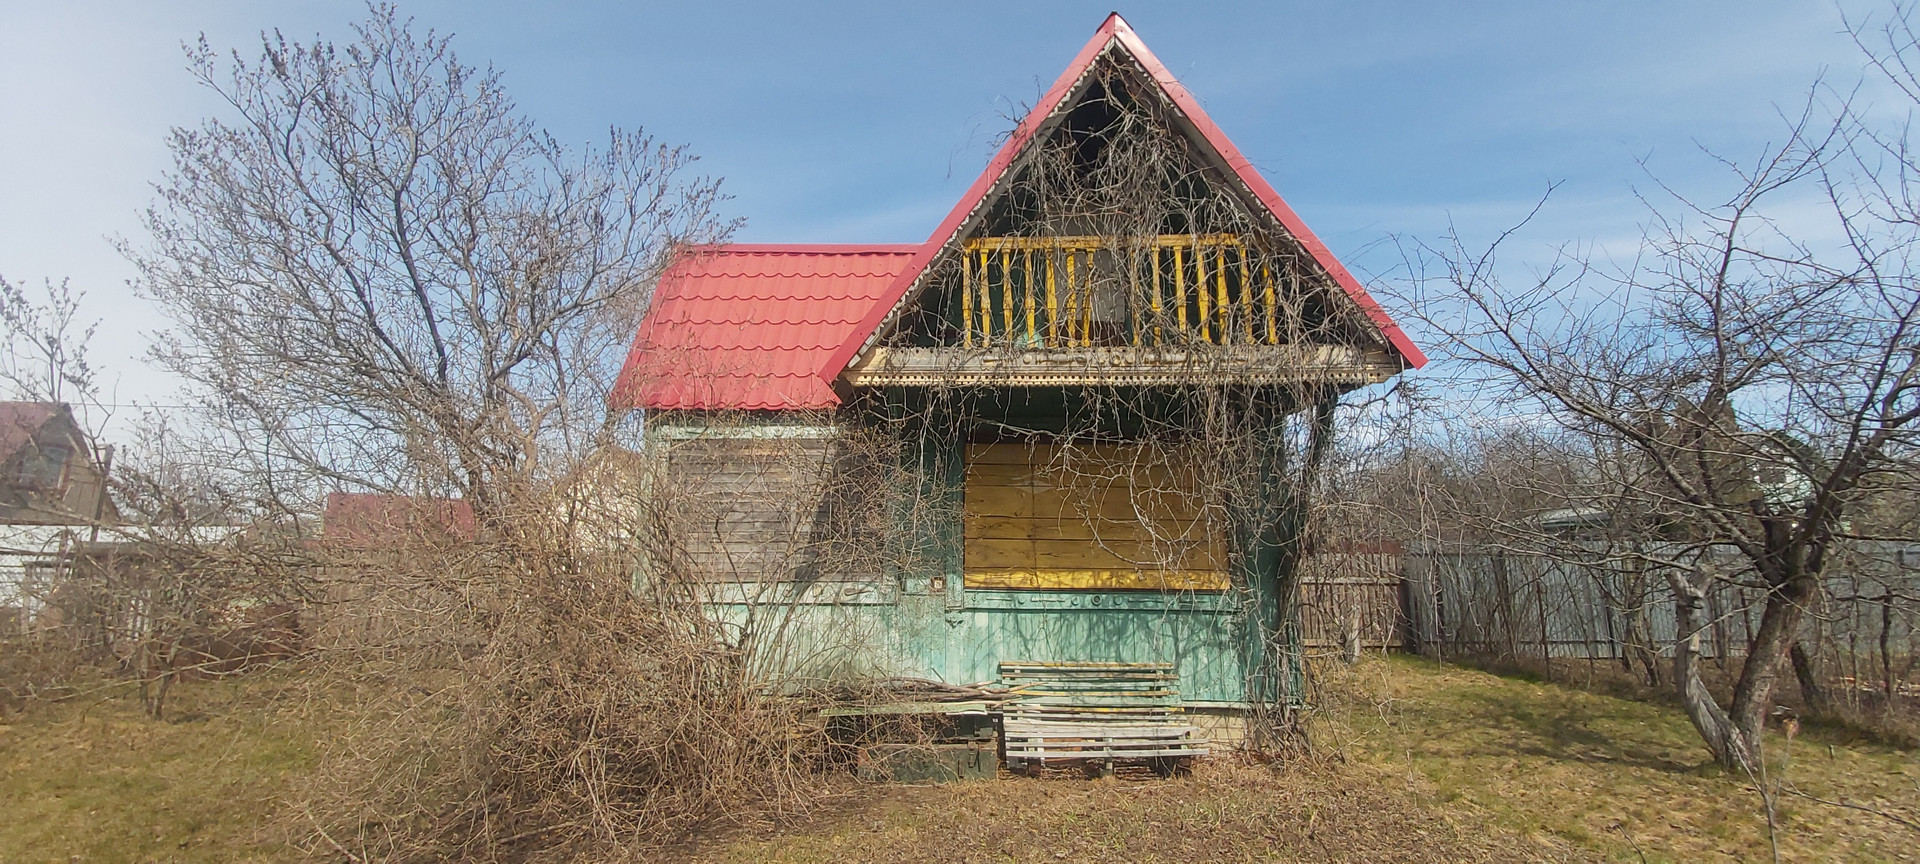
0, 673, 314, 863
1316, 655, 1920, 862
3, 655, 1914, 862
678, 760, 1593, 863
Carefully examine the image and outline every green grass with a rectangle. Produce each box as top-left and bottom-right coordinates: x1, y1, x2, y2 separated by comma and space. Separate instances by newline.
1321, 655, 1920, 862
0, 676, 314, 863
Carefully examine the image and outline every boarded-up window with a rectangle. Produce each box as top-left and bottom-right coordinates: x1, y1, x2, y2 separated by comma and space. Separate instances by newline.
663, 434, 838, 581
963, 442, 1228, 590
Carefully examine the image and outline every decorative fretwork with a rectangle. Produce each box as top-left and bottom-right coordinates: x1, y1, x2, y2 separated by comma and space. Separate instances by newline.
958, 234, 1304, 349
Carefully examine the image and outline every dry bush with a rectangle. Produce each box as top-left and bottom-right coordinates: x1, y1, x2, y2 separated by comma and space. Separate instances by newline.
289, 465, 835, 862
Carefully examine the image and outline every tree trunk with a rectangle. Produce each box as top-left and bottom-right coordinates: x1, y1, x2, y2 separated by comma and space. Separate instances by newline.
1790, 641, 1830, 715
1726, 564, 1817, 759
1626, 593, 1664, 688
1668, 564, 1757, 771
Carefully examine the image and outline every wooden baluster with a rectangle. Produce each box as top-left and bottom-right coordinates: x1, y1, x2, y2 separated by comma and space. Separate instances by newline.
978, 248, 994, 345
1174, 245, 1187, 337
1024, 248, 1037, 345
1263, 262, 1278, 345
1045, 248, 1060, 347
1196, 245, 1211, 344
1150, 245, 1164, 347
1082, 245, 1098, 343
1215, 244, 1230, 346
962, 245, 973, 347
1006, 247, 1021, 339
1065, 250, 1080, 346
1240, 244, 1255, 346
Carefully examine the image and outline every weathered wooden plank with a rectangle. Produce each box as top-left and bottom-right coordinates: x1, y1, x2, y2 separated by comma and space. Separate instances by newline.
964, 538, 1036, 570
1003, 725, 1198, 738
965, 568, 1230, 591
1004, 746, 1208, 759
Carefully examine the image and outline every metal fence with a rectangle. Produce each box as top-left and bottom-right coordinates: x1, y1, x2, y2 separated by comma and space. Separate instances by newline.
1401, 542, 1920, 686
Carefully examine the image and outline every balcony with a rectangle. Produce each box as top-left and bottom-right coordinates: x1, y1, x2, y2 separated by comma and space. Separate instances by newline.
842, 233, 1404, 388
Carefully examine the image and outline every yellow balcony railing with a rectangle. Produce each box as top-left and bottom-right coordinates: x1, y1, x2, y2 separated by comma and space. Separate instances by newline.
958, 234, 1296, 349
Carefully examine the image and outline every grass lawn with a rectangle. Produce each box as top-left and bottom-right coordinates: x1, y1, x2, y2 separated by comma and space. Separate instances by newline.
0, 657, 1913, 862
1320, 656, 1920, 862
0, 676, 313, 863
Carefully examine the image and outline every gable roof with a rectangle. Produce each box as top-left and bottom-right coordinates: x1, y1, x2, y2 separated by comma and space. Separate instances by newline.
617, 14, 1423, 412
613, 245, 924, 410
0, 402, 66, 462
826, 13, 1427, 376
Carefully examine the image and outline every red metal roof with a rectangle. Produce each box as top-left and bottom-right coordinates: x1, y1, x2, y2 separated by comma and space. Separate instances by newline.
613, 245, 924, 410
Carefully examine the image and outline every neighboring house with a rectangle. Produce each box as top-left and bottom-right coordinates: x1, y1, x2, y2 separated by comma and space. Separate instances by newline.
312, 492, 476, 649
0, 402, 115, 526
319, 491, 475, 549
0, 402, 116, 632
613, 17, 1423, 723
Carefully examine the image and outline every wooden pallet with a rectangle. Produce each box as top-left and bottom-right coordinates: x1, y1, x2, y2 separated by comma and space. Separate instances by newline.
998, 661, 1209, 774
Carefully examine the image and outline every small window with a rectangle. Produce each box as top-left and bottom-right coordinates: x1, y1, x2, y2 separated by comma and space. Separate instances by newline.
14, 444, 71, 490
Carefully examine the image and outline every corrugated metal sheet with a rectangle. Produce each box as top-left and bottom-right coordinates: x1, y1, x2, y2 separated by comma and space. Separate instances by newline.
1403, 542, 1920, 663
614, 245, 923, 410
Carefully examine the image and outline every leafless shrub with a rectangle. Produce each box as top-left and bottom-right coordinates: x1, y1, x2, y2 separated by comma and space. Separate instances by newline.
109, 6, 848, 858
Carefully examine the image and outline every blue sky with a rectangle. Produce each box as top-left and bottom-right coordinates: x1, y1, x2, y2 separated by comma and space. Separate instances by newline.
0, 1, 1886, 411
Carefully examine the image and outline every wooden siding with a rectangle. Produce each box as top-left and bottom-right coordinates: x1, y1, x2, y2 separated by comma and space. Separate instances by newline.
963, 442, 1229, 590
661, 432, 858, 581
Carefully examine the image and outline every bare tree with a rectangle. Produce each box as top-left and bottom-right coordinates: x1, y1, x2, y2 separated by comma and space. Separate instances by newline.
0, 276, 99, 407
130, 5, 730, 507
116, 6, 821, 857
1403, 58, 1920, 774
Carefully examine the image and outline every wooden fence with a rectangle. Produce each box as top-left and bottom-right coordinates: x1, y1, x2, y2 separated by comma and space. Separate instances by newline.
1299, 545, 1407, 651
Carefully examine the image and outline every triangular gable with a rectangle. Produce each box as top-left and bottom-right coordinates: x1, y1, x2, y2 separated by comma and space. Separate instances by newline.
821, 13, 1427, 380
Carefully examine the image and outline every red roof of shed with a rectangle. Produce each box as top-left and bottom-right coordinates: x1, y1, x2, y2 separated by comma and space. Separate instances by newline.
613, 245, 923, 410
321, 492, 475, 548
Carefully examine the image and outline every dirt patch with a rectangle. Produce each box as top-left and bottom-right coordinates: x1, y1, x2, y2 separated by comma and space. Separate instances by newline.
679, 759, 1595, 863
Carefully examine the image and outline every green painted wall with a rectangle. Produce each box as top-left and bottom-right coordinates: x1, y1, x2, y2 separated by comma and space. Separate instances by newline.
648, 385, 1311, 708
703, 585, 1255, 704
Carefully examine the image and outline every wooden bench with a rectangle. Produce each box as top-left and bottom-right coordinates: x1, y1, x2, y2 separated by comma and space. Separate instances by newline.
997, 661, 1209, 776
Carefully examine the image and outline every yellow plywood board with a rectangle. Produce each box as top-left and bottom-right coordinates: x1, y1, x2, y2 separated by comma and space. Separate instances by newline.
966, 537, 1039, 570
963, 484, 1035, 519
962, 460, 1040, 483
966, 443, 1034, 465
1032, 539, 1225, 571
965, 513, 1213, 543
963, 441, 1228, 592
965, 568, 1232, 591
1029, 488, 1205, 522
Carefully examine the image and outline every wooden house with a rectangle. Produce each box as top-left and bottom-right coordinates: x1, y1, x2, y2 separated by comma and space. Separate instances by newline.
0, 402, 115, 526
614, 15, 1423, 737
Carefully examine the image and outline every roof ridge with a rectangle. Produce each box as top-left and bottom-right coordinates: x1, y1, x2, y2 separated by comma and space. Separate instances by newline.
683, 243, 927, 254
817, 14, 1427, 381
